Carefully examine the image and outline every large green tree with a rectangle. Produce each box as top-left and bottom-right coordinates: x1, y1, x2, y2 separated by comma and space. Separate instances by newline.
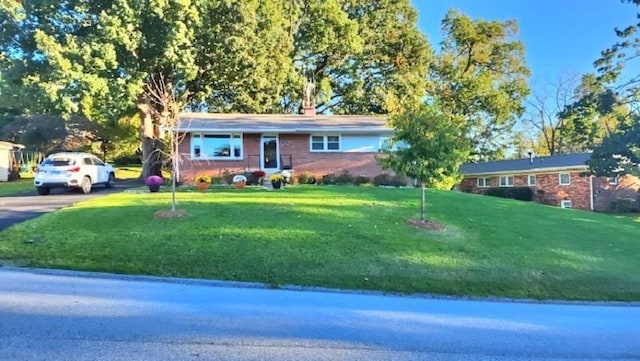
0, 0, 431, 177
579, 0, 640, 175
378, 104, 469, 220
428, 10, 530, 160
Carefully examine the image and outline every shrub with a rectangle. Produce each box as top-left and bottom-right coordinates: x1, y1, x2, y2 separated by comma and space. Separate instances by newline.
296, 172, 317, 185
609, 198, 636, 213
484, 187, 533, 201
373, 173, 408, 187
389, 174, 409, 187
320, 173, 337, 185
373, 173, 393, 186
220, 169, 233, 184
334, 171, 354, 184
353, 175, 370, 186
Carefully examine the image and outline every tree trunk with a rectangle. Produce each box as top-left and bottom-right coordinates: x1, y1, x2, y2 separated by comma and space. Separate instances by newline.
420, 183, 426, 221
138, 97, 163, 179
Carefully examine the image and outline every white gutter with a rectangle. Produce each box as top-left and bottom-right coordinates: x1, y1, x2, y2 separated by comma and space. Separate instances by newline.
590, 175, 594, 211
463, 166, 589, 176
177, 127, 392, 133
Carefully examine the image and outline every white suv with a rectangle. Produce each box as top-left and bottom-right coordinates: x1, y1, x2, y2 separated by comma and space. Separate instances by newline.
34, 152, 116, 195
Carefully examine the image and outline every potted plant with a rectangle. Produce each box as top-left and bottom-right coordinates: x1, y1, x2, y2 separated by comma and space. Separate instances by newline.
252, 170, 266, 185
195, 174, 211, 191
145, 175, 164, 192
232, 174, 247, 189
269, 173, 284, 189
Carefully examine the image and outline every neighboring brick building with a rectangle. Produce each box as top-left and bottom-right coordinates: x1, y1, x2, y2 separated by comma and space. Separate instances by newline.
459, 153, 640, 211
174, 112, 392, 182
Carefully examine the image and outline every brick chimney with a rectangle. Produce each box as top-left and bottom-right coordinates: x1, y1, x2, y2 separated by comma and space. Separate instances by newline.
302, 104, 316, 116
302, 78, 316, 116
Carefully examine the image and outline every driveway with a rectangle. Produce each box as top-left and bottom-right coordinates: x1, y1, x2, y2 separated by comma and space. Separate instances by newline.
0, 267, 639, 361
0, 182, 135, 231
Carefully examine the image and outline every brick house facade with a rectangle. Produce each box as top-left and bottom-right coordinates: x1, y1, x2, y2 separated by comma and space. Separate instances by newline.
175, 113, 391, 182
460, 153, 640, 212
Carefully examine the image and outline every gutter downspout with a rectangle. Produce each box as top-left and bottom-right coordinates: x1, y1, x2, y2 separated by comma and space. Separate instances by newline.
589, 175, 594, 211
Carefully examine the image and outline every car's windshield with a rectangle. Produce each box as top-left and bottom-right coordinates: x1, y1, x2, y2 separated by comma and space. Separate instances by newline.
42, 157, 74, 167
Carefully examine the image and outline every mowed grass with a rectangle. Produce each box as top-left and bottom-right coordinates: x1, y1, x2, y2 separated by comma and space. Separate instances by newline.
0, 185, 639, 301
0, 177, 34, 196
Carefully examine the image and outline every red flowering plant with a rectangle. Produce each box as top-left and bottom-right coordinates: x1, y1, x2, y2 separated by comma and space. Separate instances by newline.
250, 170, 266, 185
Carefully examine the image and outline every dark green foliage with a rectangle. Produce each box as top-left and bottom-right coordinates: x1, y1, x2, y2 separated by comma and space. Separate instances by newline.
485, 187, 533, 201
352, 175, 370, 186
428, 10, 530, 160
372, 173, 408, 187
587, 116, 640, 176
609, 198, 637, 213
112, 153, 142, 166
296, 172, 317, 185
334, 171, 354, 185
378, 104, 469, 190
321, 173, 338, 185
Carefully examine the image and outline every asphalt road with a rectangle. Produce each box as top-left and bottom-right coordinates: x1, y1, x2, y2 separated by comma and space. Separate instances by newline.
0, 268, 638, 361
0, 182, 134, 231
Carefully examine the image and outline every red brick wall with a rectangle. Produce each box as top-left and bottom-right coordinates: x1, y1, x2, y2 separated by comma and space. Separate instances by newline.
460, 171, 593, 210
593, 175, 640, 211
177, 132, 386, 183
279, 134, 385, 178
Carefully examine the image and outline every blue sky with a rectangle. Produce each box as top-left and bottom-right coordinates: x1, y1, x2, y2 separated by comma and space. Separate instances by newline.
413, 0, 638, 87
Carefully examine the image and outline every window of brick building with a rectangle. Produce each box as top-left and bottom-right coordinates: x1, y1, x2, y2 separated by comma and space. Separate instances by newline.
559, 173, 570, 185
499, 175, 514, 187
477, 177, 490, 188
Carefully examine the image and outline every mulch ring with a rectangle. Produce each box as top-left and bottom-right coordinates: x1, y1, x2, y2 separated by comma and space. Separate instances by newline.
406, 218, 445, 231
153, 209, 187, 219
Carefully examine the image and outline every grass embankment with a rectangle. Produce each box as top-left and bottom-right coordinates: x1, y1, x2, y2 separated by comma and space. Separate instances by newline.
0, 186, 638, 301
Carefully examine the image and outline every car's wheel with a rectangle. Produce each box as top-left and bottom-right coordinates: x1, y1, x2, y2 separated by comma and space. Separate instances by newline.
80, 176, 92, 194
36, 186, 50, 195
105, 172, 115, 188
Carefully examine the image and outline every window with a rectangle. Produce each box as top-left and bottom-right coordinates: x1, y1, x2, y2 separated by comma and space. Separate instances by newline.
559, 172, 570, 185
91, 157, 105, 166
608, 176, 618, 185
191, 133, 243, 159
310, 134, 341, 151
560, 200, 572, 209
499, 175, 514, 187
528, 175, 536, 186
477, 177, 490, 188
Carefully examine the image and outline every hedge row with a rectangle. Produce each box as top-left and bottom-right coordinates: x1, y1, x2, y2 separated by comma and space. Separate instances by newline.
484, 187, 533, 201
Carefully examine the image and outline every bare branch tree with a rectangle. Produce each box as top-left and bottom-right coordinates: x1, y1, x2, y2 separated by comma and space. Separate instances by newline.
522, 73, 580, 155
144, 74, 190, 212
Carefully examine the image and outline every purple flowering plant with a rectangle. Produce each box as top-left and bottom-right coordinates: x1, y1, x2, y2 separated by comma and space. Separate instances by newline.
145, 175, 164, 186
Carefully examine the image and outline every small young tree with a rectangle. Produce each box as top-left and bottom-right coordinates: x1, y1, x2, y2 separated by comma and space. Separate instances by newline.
378, 104, 469, 221
144, 74, 189, 213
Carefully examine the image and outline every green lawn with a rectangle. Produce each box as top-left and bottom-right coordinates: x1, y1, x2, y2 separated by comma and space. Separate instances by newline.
0, 185, 639, 301
0, 178, 34, 196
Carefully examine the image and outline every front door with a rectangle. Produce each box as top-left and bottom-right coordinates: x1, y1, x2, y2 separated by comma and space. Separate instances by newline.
261, 135, 279, 170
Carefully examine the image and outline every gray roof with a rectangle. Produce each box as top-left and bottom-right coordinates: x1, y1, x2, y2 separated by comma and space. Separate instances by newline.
460, 153, 592, 175
176, 113, 392, 133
